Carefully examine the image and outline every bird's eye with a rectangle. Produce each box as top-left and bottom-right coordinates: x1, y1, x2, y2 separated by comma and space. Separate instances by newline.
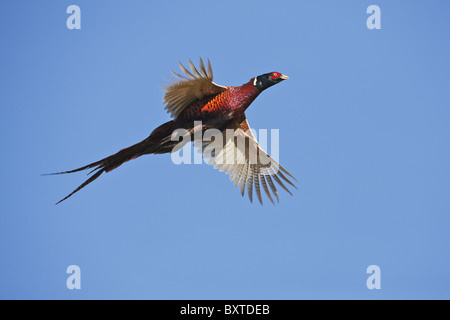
271, 72, 279, 79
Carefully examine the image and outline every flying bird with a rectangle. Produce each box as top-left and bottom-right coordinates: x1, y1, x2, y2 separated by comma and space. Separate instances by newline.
49, 58, 296, 204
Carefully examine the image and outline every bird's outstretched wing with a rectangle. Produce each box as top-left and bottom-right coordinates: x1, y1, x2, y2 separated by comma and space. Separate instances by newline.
164, 58, 227, 118
201, 114, 297, 204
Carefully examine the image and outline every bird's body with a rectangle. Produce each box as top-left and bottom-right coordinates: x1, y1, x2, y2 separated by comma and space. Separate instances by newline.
50, 58, 296, 204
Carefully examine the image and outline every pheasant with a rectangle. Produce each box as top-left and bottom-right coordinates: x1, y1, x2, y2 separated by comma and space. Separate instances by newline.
49, 58, 296, 204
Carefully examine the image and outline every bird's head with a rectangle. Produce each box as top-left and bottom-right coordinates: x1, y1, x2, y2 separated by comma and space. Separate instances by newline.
253, 72, 289, 91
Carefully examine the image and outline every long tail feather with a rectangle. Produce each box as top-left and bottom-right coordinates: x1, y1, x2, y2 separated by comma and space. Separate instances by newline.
41, 160, 103, 176
52, 145, 142, 205
55, 169, 105, 205
48, 120, 177, 204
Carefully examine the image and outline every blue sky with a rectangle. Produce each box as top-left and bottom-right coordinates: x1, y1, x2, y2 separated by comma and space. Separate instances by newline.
1, 0, 449, 299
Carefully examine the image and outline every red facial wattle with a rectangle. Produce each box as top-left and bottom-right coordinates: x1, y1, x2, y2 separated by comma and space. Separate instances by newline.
271, 72, 281, 79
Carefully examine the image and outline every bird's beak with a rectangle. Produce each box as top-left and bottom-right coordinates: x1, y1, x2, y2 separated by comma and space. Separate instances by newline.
280, 74, 289, 80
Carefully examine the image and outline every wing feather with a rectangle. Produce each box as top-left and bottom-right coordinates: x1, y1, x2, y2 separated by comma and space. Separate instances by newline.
260, 174, 273, 204
164, 58, 227, 118
189, 59, 202, 78
264, 173, 279, 203
247, 164, 254, 203
202, 113, 296, 204
199, 58, 208, 78
254, 164, 262, 204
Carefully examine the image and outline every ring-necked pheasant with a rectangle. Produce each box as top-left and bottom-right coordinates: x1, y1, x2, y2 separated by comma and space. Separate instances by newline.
49, 58, 296, 204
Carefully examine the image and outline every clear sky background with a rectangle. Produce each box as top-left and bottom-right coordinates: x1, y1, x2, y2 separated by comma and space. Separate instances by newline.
1, 0, 449, 299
